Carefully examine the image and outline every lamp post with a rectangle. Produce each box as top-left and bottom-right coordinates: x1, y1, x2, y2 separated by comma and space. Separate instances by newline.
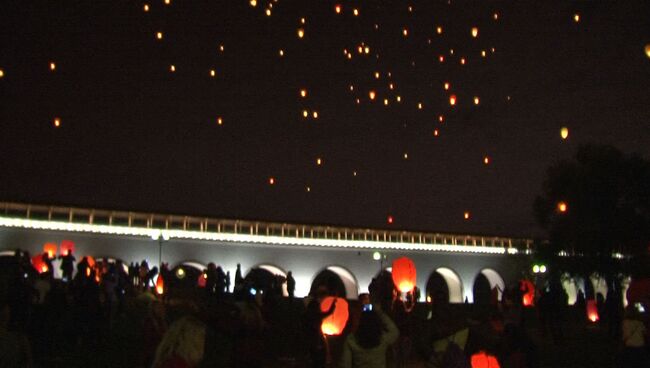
151, 230, 170, 269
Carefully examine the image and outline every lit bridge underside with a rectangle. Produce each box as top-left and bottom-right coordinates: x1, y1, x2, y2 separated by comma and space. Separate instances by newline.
0, 202, 534, 302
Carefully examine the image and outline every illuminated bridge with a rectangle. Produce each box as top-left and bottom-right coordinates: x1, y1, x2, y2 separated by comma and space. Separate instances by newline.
0, 202, 537, 303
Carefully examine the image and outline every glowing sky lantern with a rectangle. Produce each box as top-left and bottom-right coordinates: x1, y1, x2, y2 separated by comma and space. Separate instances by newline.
312, 111, 318, 119
53, 117, 61, 128
374, 71, 380, 79
49, 62, 56, 71
143, 4, 150, 12
156, 275, 164, 295
0, 69, 4, 78
520, 279, 535, 307
645, 44, 650, 58
471, 27, 479, 38
300, 89, 307, 98
402, 28, 408, 37
249, 0, 257, 7
169, 64, 175, 72
32, 254, 48, 274
471, 351, 500, 368
268, 177, 275, 185
493, 12, 499, 20
369, 90, 376, 100
320, 297, 349, 335
438, 115, 444, 123
353, 8, 359, 16
474, 96, 480, 105
300, 17, 306, 25
392, 257, 416, 293
481, 50, 487, 57
364, 46, 370, 54
43, 243, 57, 259
417, 102, 423, 110
574, 13, 580, 23
436, 26, 443, 34
460, 58, 466, 65
396, 96, 401, 102
464, 212, 471, 220
316, 157, 322, 166
403, 152, 409, 159
483, 156, 490, 165
156, 31, 163, 40
265, 9, 271, 16
279, 49, 284, 57
387, 215, 394, 224
439, 55, 444, 63
297, 28, 304, 39
587, 300, 599, 322
557, 201, 567, 213
302, 109, 309, 118
60, 240, 75, 256
383, 98, 389, 106
444, 82, 450, 90
560, 127, 569, 139
335, 4, 341, 14
449, 95, 457, 106
219, 44, 224, 52
433, 129, 439, 137
164, 0, 171, 5
217, 117, 223, 125
210, 69, 216, 77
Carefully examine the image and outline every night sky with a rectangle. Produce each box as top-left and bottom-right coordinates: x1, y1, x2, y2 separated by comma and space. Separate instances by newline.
1, 0, 649, 238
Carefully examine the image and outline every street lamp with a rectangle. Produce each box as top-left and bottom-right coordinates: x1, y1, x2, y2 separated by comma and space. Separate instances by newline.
151, 230, 170, 268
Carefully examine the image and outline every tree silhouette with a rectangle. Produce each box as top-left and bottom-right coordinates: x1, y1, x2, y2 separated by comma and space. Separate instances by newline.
534, 144, 650, 281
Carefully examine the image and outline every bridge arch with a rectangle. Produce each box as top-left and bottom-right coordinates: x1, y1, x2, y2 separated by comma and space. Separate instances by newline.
249, 263, 288, 296
310, 265, 359, 299
426, 267, 464, 304
473, 268, 505, 304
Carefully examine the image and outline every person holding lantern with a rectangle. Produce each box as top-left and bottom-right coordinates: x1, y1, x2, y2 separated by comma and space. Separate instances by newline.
339, 300, 399, 368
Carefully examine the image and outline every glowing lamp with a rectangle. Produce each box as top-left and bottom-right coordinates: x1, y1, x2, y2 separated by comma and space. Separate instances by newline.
312, 111, 318, 119
645, 44, 650, 58
483, 156, 489, 164
437, 26, 443, 34
269, 177, 275, 185
217, 117, 223, 125
471, 27, 479, 38
31, 254, 48, 274
439, 55, 444, 63
156, 32, 163, 40
464, 212, 470, 220
369, 90, 376, 100
198, 273, 207, 287
433, 129, 439, 137
249, 0, 257, 7
53, 118, 61, 127
474, 97, 480, 105
392, 257, 417, 293
0, 69, 4, 78
402, 28, 408, 37
49, 62, 56, 71
335, 4, 341, 14
520, 280, 535, 307
156, 275, 164, 295
560, 127, 569, 139
557, 202, 567, 213
449, 95, 456, 106
297, 28, 304, 39
471, 351, 500, 368
573, 14, 580, 23
176, 268, 185, 279
587, 300, 599, 322
43, 243, 57, 259
387, 215, 394, 224
320, 297, 349, 335
265, 9, 271, 16
353, 8, 359, 16
60, 240, 75, 256
444, 82, 450, 90
143, 4, 150, 12
279, 49, 284, 57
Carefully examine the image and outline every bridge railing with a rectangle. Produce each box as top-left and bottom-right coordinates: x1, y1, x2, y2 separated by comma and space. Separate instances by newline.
1, 202, 532, 251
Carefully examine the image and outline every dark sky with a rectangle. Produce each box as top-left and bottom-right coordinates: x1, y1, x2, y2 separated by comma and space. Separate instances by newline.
1, 0, 649, 238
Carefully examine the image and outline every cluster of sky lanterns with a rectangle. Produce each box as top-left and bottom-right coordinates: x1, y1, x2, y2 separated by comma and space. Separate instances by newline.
7, 1, 647, 228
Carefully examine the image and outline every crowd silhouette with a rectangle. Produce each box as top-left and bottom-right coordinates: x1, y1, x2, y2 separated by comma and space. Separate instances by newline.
0, 249, 647, 368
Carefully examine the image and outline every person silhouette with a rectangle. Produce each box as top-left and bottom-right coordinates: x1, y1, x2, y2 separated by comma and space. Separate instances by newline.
287, 271, 296, 300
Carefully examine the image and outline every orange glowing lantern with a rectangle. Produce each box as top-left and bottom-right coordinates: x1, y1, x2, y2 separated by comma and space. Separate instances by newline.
156, 275, 165, 295
471, 351, 500, 368
334, 4, 341, 14
645, 44, 650, 58
557, 202, 567, 213
392, 257, 417, 293
31, 254, 48, 274
60, 240, 75, 256
449, 95, 457, 106
586, 300, 599, 322
198, 273, 207, 287
43, 243, 57, 259
320, 296, 349, 335
520, 279, 535, 307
